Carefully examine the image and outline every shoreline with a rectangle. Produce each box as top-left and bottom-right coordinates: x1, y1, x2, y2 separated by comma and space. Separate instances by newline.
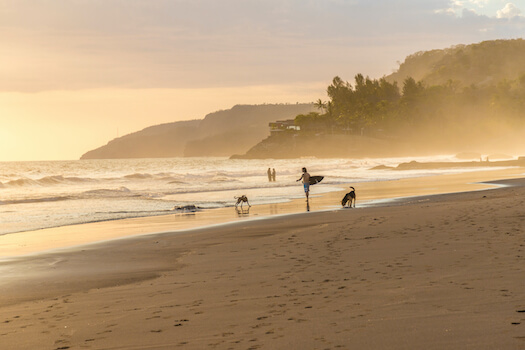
1, 167, 524, 258
1, 168, 525, 348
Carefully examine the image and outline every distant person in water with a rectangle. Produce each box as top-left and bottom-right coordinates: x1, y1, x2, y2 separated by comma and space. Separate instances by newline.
296, 167, 310, 201
267, 168, 272, 182
272, 168, 276, 182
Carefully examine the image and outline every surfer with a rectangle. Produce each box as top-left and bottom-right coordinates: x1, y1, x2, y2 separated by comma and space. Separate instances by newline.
272, 168, 276, 182
296, 167, 311, 201
267, 168, 272, 182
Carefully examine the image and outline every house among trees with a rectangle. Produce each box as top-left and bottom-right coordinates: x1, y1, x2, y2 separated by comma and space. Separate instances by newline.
269, 120, 300, 135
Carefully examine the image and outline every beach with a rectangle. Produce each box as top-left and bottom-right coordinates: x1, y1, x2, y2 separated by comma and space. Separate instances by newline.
1, 168, 525, 349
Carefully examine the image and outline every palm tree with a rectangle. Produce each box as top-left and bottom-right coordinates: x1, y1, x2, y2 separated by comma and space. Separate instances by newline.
314, 99, 327, 113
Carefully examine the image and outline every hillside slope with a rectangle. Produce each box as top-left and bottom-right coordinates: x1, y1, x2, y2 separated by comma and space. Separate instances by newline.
80, 104, 315, 159
386, 39, 525, 87
80, 120, 200, 159
234, 39, 525, 159
82, 39, 525, 160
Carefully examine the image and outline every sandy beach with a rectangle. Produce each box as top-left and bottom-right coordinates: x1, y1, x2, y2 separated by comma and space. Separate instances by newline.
1, 168, 525, 349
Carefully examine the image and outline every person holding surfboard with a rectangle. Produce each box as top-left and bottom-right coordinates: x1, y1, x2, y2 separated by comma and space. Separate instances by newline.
296, 167, 311, 201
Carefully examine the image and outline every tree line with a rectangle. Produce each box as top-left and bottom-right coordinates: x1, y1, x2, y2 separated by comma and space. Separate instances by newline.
294, 74, 525, 145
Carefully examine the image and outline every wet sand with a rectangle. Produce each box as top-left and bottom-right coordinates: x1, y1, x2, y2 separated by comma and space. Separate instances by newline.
1, 168, 525, 349
1, 168, 523, 258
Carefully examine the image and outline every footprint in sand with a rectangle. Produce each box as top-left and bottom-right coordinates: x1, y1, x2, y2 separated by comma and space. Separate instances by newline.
174, 319, 189, 327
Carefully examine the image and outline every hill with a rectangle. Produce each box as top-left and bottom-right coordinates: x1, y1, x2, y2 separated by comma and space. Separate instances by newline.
83, 39, 525, 160
385, 39, 525, 87
80, 104, 315, 159
231, 133, 415, 159
234, 39, 525, 159
80, 120, 200, 159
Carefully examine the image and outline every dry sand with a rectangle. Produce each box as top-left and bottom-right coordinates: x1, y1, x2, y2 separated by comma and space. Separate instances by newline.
1, 168, 525, 349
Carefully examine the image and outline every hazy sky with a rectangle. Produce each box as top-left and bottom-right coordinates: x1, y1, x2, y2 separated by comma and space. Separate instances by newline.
1, 0, 525, 161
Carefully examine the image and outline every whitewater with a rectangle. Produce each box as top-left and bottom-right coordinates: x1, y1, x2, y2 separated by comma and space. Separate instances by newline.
0, 155, 506, 236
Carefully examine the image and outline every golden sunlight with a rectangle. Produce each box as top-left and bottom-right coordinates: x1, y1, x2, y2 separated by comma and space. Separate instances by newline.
0, 84, 322, 161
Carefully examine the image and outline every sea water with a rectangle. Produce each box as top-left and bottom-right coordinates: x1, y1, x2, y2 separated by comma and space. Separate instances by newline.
0, 155, 505, 235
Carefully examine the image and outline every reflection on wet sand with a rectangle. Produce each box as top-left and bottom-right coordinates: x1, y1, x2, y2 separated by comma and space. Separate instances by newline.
235, 207, 250, 217
269, 204, 280, 215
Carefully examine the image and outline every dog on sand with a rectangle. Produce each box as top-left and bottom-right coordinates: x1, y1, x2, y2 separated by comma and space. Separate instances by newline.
234, 195, 251, 208
341, 187, 356, 208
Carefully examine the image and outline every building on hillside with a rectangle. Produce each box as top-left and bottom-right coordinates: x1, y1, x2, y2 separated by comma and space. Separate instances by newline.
269, 120, 300, 135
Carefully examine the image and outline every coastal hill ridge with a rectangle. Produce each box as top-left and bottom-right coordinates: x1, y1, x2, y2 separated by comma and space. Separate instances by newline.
82, 39, 525, 160
80, 104, 315, 159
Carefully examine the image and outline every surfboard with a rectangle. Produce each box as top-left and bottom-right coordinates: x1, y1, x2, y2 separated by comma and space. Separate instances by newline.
309, 175, 324, 185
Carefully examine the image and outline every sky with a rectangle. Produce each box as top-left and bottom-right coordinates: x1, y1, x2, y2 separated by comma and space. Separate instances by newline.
1, 0, 525, 161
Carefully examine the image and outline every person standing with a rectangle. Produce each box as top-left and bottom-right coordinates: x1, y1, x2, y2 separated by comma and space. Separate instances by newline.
296, 167, 310, 201
272, 168, 276, 182
267, 168, 272, 182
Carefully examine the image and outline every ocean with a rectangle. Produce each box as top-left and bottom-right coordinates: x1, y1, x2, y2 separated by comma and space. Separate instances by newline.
0, 155, 505, 236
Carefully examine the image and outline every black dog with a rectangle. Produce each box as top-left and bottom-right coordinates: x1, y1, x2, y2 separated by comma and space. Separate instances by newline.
234, 195, 251, 208
341, 187, 356, 208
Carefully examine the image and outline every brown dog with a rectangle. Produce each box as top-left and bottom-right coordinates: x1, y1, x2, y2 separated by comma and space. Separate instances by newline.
234, 195, 251, 208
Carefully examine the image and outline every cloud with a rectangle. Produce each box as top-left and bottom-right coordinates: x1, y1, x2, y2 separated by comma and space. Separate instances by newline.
1, 0, 525, 93
497, 2, 523, 18
468, 0, 490, 6
435, 1, 478, 17
439, 0, 525, 18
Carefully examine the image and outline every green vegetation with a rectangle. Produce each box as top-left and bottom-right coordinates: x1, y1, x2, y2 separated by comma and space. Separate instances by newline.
389, 39, 525, 87
83, 39, 525, 160
294, 39, 525, 152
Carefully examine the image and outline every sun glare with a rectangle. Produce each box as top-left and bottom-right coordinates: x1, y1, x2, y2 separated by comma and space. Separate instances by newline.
0, 84, 323, 161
